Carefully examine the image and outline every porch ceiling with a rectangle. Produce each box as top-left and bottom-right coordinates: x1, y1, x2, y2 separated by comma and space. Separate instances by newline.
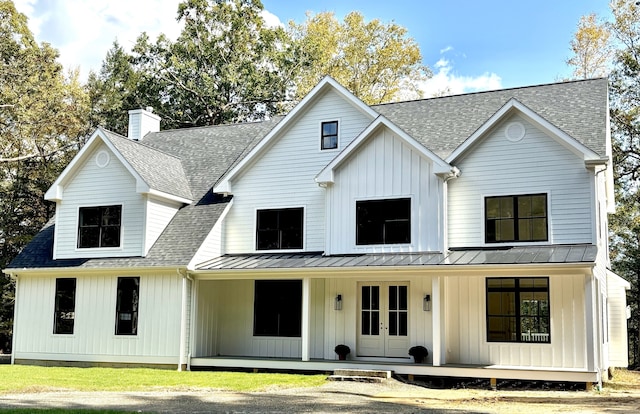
195, 244, 597, 271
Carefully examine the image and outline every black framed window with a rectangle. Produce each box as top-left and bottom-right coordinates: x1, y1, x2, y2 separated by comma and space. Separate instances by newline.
486, 277, 550, 343
356, 198, 411, 245
115, 277, 139, 335
485, 194, 547, 243
54, 278, 76, 335
78, 205, 122, 248
253, 280, 302, 337
321, 121, 338, 150
256, 208, 303, 250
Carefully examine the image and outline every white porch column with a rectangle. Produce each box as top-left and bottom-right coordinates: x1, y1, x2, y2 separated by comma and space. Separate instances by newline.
585, 275, 596, 373
301, 277, 311, 361
432, 276, 442, 366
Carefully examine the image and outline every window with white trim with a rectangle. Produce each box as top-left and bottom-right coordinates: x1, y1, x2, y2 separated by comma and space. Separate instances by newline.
78, 205, 122, 248
321, 121, 338, 150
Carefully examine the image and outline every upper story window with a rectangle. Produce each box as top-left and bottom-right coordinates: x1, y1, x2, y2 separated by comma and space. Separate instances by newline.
115, 277, 140, 335
54, 278, 76, 335
486, 277, 550, 343
321, 121, 338, 150
256, 207, 303, 250
485, 194, 547, 243
356, 198, 411, 245
78, 205, 122, 249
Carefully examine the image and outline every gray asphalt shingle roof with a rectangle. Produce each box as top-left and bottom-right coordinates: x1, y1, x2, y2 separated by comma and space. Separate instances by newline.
374, 78, 608, 159
100, 128, 193, 200
6, 79, 608, 270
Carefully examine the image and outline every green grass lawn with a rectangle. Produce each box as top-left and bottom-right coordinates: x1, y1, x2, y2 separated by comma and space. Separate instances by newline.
0, 365, 327, 394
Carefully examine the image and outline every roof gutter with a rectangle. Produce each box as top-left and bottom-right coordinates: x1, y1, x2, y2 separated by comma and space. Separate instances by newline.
191, 261, 595, 279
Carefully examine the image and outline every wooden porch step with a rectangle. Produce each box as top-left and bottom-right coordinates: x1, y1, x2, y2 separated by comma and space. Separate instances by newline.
328, 369, 392, 383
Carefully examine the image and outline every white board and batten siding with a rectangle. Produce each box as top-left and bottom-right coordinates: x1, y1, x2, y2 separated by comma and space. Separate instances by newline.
54, 143, 145, 259
444, 273, 588, 370
13, 272, 183, 364
224, 89, 373, 254
448, 114, 595, 247
192, 279, 325, 359
327, 126, 443, 254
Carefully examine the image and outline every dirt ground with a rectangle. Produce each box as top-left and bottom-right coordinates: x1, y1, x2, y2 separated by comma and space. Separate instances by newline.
1, 371, 639, 413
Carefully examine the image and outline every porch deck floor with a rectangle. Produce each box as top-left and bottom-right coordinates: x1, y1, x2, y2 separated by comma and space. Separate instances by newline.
189, 356, 598, 383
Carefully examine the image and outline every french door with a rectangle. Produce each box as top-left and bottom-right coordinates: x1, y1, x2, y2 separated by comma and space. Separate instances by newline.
357, 283, 409, 357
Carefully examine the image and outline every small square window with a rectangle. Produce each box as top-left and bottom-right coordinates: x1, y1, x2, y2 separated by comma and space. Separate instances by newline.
321, 121, 338, 150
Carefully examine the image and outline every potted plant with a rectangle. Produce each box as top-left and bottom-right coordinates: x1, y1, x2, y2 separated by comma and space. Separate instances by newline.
334, 344, 350, 360
408, 346, 429, 363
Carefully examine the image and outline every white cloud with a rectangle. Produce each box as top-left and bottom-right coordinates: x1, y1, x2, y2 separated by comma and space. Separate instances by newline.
261, 9, 284, 28
421, 57, 502, 97
14, 0, 183, 80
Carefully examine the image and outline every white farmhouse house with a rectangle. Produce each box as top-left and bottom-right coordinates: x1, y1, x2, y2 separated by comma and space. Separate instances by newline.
4, 76, 630, 387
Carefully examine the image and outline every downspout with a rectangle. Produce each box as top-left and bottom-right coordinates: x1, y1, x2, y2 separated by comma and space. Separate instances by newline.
442, 167, 461, 253
177, 268, 193, 371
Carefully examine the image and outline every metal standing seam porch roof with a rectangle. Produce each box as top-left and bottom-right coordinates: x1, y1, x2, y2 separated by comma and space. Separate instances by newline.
195, 244, 598, 271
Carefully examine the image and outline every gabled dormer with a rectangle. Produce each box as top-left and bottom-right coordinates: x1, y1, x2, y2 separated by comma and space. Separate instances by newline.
45, 112, 193, 260
213, 76, 379, 254
316, 116, 456, 254
445, 97, 611, 248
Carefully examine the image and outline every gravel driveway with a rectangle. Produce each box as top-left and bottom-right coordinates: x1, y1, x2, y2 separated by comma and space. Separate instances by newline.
0, 379, 437, 413
2, 378, 640, 413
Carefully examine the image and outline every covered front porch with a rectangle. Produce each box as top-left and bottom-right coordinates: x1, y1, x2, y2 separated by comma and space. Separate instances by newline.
188, 248, 601, 383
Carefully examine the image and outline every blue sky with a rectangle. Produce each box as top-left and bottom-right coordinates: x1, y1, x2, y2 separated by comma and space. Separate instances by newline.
13, 0, 612, 96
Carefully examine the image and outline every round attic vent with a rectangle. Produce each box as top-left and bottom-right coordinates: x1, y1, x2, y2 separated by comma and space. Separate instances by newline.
96, 150, 110, 168
505, 121, 526, 142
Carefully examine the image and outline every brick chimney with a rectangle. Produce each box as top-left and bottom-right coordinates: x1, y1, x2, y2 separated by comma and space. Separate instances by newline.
127, 107, 160, 141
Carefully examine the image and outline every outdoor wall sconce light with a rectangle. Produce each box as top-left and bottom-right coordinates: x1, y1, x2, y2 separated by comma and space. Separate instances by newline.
335, 294, 343, 311
423, 294, 431, 311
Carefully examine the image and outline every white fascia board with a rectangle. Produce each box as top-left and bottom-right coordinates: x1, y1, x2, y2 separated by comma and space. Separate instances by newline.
213, 76, 378, 194
45, 128, 152, 201
316, 115, 452, 184
146, 188, 192, 204
446, 99, 601, 163
44, 129, 102, 201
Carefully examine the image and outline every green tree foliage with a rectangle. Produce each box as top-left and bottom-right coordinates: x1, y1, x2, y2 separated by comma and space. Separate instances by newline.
86, 42, 143, 136
607, 0, 640, 368
0, 0, 90, 352
289, 11, 431, 104
567, 0, 640, 367
566, 13, 612, 79
89, 0, 296, 131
